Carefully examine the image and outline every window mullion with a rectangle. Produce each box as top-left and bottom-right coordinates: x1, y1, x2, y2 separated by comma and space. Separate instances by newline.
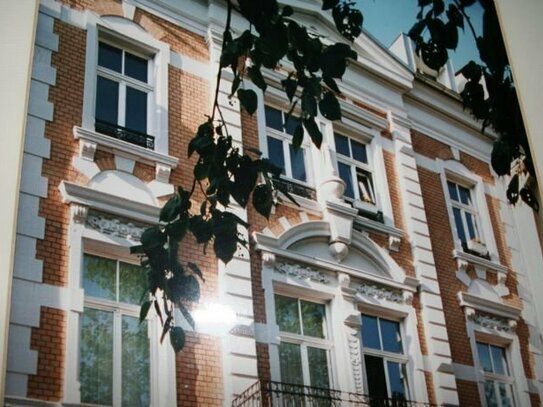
300, 344, 311, 387
113, 310, 122, 407
283, 140, 292, 178
118, 83, 126, 127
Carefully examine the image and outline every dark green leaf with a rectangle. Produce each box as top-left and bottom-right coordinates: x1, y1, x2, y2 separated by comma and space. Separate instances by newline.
282, 5, 293, 16
252, 183, 274, 219
248, 66, 267, 92
190, 216, 213, 243
140, 226, 166, 251
460, 61, 482, 82
160, 194, 180, 222
491, 140, 512, 176
165, 217, 189, 242
214, 235, 238, 263
194, 160, 209, 180
446, 4, 464, 29
319, 92, 341, 121
322, 0, 338, 10
323, 75, 340, 93
160, 318, 171, 344
170, 326, 186, 353
230, 74, 241, 98
258, 158, 283, 177
139, 301, 152, 323
153, 299, 164, 325
303, 118, 322, 148
301, 89, 318, 117
282, 78, 297, 102
178, 303, 196, 330
292, 123, 304, 151
187, 262, 205, 282
130, 244, 144, 254
408, 20, 426, 41
433, 0, 445, 16
237, 89, 258, 115
520, 187, 539, 212
420, 40, 448, 70
506, 173, 519, 204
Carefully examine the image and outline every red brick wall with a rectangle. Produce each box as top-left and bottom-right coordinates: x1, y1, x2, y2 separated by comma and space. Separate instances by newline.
456, 379, 481, 406
411, 130, 453, 161
176, 332, 224, 406
27, 307, 66, 401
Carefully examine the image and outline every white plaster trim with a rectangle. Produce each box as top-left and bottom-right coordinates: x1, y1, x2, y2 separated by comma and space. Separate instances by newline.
458, 292, 522, 321
169, 50, 210, 79
59, 181, 160, 224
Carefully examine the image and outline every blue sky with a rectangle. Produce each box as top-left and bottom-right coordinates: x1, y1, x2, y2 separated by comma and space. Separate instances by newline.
355, 0, 483, 70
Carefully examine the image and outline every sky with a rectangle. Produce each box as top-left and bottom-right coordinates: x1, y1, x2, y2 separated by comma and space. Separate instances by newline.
355, 0, 484, 71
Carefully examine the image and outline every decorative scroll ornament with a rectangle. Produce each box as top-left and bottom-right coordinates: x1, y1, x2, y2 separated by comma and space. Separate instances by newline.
355, 282, 404, 303
347, 330, 364, 394
274, 262, 331, 284
469, 312, 516, 333
86, 213, 147, 241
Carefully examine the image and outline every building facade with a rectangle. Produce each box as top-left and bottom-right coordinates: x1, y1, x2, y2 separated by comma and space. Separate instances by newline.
5, 0, 543, 406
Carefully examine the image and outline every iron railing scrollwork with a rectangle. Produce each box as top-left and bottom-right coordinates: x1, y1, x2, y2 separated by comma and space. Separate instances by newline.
95, 120, 155, 150
232, 381, 436, 407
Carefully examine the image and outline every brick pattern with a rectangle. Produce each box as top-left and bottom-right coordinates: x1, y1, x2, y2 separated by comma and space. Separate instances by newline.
531, 393, 541, 406
411, 130, 454, 161
176, 332, 224, 406
36, 21, 86, 288
460, 151, 494, 185
58, 0, 122, 14
27, 307, 66, 401
133, 8, 209, 62
417, 167, 474, 366
456, 379, 481, 406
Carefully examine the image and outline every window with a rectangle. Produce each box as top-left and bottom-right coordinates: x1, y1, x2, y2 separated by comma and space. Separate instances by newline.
80, 253, 150, 407
334, 133, 375, 204
476, 342, 515, 407
274, 295, 331, 389
265, 106, 308, 183
447, 181, 487, 256
95, 41, 154, 149
361, 315, 408, 401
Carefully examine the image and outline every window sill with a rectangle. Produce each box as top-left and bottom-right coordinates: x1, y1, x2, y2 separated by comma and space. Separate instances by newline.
453, 249, 508, 275
74, 125, 177, 169
353, 216, 403, 252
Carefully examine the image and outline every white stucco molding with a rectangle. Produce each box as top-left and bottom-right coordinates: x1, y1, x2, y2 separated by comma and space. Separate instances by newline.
59, 181, 160, 224
458, 292, 521, 324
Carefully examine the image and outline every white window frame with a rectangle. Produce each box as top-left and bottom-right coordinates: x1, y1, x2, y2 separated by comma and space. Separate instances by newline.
273, 293, 333, 388
82, 15, 170, 153
475, 341, 516, 407
64, 209, 176, 407
260, 102, 314, 186
360, 313, 410, 401
96, 38, 154, 132
438, 159, 500, 264
80, 252, 151, 407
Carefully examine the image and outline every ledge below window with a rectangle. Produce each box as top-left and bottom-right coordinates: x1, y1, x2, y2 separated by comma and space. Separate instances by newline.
453, 249, 508, 275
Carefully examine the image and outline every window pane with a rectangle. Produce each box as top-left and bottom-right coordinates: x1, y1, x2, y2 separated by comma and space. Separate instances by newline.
80, 308, 114, 406
95, 76, 119, 126
279, 343, 303, 385
334, 133, 350, 157
380, 319, 402, 353
125, 52, 148, 82
356, 169, 375, 203
265, 106, 283, 131
351, 140, 368, 163
499, 382, 513, 407
361, 315, 381, 350
485, 380, 498, 407
452, 207, 466, 243
267, 137, 285, 174
387, 361, 407, 400
364, 355, 387, 400
83, 254, 116, 301
289, 145, 307, 182
477, 342, 493, 373
284, 115, 300, 136
119, 262, 147, 305
275, 295, 301, 334
465, 212, 477, 241
308, 347, 330, 389
447, 181, 459, 202
122, 316, 150, 407
98, 42, 122, 72
491, 345, 508, 375
458, 185, 472, 205
338, 162, 354, 199
125, 87, 148, 134
301, 301, 325, 338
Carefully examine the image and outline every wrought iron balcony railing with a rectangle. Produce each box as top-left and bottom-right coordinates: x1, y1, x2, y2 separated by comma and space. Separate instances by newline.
232, 381, 436, 407
95, 120, 155, 150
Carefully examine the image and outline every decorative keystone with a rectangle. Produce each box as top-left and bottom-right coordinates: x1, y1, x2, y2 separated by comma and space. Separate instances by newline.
388, 235, 401, 252
72, 204, 89, 224
155, 163, 171, 183
79, 139, 97, 161
262, 252, 276, 268
329, 241, 349, 262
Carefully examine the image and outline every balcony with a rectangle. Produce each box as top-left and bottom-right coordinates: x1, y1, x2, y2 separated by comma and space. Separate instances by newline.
232, 381, 435, 407
95, 119, 155, 150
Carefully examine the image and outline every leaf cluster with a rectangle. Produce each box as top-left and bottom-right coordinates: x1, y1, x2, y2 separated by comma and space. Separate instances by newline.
408, 0, 538, 211
132, 0, 364, 354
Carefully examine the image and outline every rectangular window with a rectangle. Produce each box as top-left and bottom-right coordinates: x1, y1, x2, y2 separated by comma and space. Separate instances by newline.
265, 106, 308, 183
476, 342, 515, 407
361, 314, 408, 402
447, 181, 487, 256
80, 254, 150, 407
334, 133, 375, 204
95, 41, 154, 149
274, 295, 330, 389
